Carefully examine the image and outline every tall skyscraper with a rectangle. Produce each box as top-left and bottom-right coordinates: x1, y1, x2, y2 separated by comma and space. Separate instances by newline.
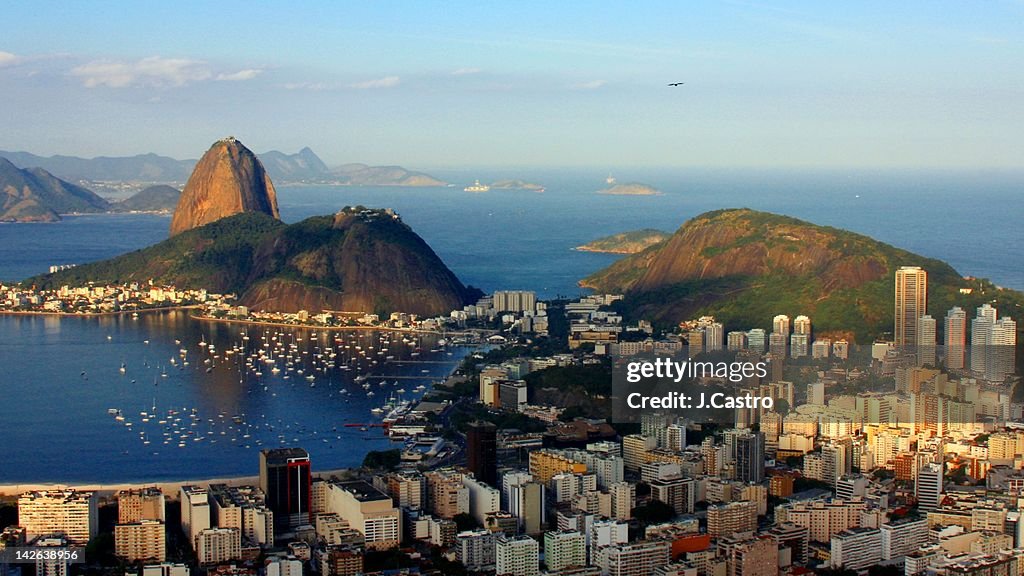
987, 317, 1017, 383
466, 421, 498, 486
915, 463, 942, 511
894, 267, 927, 348
259, 448, 311, 531
793, 315, 811, 335
705, 322, 725, 352
747, 328, 767, 352
735, 432, 765, 484
971, 304, 997, 374
917, 315, 936, 367
773, 315, 792, 336
945, 307, 967, 370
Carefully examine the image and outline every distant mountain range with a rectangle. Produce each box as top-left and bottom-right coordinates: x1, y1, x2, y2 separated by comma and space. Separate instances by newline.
0, 147, 446, 187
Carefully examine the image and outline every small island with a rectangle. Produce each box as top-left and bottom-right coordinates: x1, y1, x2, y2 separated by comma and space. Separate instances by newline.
597, 182, 662, 196
575, 229, 671, 254
490, 179, 545, 191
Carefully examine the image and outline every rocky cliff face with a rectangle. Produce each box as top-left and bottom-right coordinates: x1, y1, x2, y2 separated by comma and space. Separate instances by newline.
169, 138, 279, 235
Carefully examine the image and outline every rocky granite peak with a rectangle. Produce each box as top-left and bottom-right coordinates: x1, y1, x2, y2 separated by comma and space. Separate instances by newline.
169, 138, 280, 235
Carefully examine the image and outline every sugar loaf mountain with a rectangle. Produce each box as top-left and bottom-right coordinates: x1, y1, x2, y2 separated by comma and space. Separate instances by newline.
35, 138, 479, 317
582, 208, 1023, 342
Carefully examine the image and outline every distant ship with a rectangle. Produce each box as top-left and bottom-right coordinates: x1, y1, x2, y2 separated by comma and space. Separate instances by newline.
606, 173, 616, 185
464, 180, 490, 193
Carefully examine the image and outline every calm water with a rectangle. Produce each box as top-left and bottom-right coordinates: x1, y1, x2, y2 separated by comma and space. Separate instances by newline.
0, 167, 1021, 482
0, 311, 464, 483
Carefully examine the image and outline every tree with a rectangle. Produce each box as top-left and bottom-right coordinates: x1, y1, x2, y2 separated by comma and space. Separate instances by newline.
362, 449, 401, 470
453, 513, 479, 532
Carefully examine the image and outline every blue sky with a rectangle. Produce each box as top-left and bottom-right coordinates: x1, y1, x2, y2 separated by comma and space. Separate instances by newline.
1, 1, 1022, 168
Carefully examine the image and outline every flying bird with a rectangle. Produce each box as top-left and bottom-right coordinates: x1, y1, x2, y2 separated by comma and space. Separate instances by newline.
668, 82, 685, 86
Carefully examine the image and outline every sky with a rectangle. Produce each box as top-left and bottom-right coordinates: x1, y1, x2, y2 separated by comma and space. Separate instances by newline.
1, 1, 1022, 169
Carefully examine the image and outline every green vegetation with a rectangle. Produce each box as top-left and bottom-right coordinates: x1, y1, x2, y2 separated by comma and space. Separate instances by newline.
111, 185, 180, 212
575, 228, 671, 254
362, 449, 402, 470
582, 208, 1023, 343
29, 208, 480, 316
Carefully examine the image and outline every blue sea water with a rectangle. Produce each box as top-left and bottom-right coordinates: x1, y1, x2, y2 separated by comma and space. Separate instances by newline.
0, 167, 1020, 483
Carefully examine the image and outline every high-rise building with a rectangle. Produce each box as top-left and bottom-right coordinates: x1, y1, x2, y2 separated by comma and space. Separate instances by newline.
915, 463, 943, 511
894, 266, 928, 348
707, 501, 757, 538
970, 304, 997, 374
117, 488, 165, 524
467, 421, 498, 486
463, 476, 501, 526
717, 533, 778, 576
880, 517, 928, 561
987, 317, 1017, 383
649, 476, 695, 515
544, 530, 586, 572
830, 527, 882, 571
208, 484, 274, 547
793, 315, 811, 335
456, 529, 499, 572
789, 333, 809, 358
195, 527, 241, 566
736, 432, 765, 484
179, 486, 210, 549
768, 333, 788, 358
727, 331, 748, 351
509, 481, 546, 535
32, 536, 72, 576
17, 490, 98, 545
493, 290, 537, 314
945, 307, 967, 370
325, 481, 401, 550
705, 322, 725, 352
496, 534, 539, 576
746, 329, 767, 352
917, 315, 936, 366
259, 448, 311, 530
773, 315, 791, 336
594, 540, 671, 576
114, 519, 166, 563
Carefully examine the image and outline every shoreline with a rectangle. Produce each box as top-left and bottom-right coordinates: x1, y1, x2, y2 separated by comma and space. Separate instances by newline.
0, 305, 199, 318
190, 313, 454, 335
0, 467, 354, 498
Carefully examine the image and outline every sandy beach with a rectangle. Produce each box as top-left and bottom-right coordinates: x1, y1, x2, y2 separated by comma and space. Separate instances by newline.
0, 467, 353, 498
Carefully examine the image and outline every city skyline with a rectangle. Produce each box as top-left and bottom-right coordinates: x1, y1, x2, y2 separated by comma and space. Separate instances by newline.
2, 2, 1023, 168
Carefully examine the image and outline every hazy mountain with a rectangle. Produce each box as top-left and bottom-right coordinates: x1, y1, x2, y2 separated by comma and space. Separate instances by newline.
110, 185, 181, 213
0, 147, 445, 187
330, 163, 446, 186
0, 157, 110, 222
258, 147, 330, 181
0, 150, 194, 183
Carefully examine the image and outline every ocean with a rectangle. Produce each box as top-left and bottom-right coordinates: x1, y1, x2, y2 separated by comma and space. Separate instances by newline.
0, 167, 1020, 483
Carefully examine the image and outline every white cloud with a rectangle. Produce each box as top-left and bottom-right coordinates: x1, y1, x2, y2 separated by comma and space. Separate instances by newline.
451, 67, 481, 76
349, 75, 400, 89
571, 80, 607, 90
216, 68, 262, 81
71, 56, 213, 88
0, 51, 19, 68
